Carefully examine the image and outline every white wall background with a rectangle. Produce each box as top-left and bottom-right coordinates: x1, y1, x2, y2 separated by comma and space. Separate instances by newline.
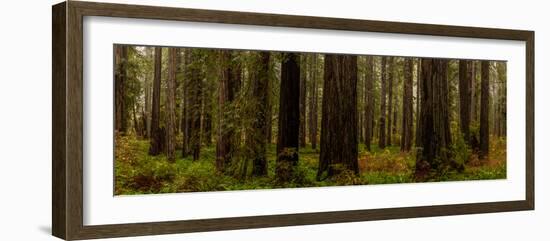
0, 0, 547, 240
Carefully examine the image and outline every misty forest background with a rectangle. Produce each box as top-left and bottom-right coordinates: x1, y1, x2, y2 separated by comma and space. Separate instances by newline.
114, 45, 507, 195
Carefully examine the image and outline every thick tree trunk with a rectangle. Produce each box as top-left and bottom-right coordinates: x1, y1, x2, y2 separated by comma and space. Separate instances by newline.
480, 61, 490, 159
299, 55, 307, 147
165, 48, 177, 161
149, 47, 163, 155
459, 60, 473, 145
309, 54, 319, 149
364, 56, 375, 151
415, 58, 453, 180
400, 58, 413, 152
250, 52, 270, 176
318, 54, 359, 179
276, 53, 300, 181
188, 50, 203, 161
216, 50, 241, 173
115, 45, 128, 134
378, 57, 387, 149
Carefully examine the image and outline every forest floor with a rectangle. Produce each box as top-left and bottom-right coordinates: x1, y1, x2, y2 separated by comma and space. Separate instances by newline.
115, 135, 507, 195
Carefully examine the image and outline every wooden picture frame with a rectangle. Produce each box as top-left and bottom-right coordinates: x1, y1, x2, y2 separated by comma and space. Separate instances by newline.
52, 1, 534, 240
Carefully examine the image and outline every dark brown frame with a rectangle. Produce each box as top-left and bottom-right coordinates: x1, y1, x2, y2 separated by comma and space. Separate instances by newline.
52, 1, 535, 240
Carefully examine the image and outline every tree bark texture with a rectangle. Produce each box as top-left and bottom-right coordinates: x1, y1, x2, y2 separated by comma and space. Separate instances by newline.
415, 58, 453, 179
318, 54, 359, 179
166, 48, 177, 161
400, 58, 413, 152
149, 47, 164, 155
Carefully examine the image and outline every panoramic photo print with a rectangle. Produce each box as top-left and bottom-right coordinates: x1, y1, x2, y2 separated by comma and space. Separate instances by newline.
113, 45, 507, 195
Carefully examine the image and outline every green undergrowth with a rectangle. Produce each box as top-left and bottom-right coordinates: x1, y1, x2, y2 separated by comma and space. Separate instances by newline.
115, 135, 506, 195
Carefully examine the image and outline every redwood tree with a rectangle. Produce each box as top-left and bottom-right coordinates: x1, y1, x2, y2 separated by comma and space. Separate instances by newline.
148, 47, 163, 155
299, 55, 307, 148
165, 48, 177, 161
276, 53, 301, 181
216, 50, 241, 173
250, 52, 270, 176
378, 57, 387, 149
188, 50, 203, 161
115, 45, 128, 134
318, 54, 358, 179
459, 60, 473, 145
480, 60, 490, 159
415, 58, 453, 179
364, 56, 375, 151
415, 58, 422, 148
400, 58, 413, 152
386, 57, 394, 146
308, 54, 319, 149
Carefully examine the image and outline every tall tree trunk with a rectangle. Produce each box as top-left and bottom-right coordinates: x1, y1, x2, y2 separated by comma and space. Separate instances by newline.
250, 52, 270, 176
216, 50, 240, 173
364, 56, 375, 151
149, 47, 163, 156
378, 56, 387, 149
188, 50, 203, 161
266, 56, 274, 145
386, 57, 394, 146
165, 48, 177, 162
299, 54, 308, 147
309, 54, 319, 150
202, 88, 213, 147
318, 54, 359, 179
179, 49, 187, 151
267, 55, 276, 145
400, 58, 413, 152
480, 61, 490, 159
144, 48, 152, 138
497, 62, 507, 137
182, 50, 192, 157
276, 53, 300, 181
415, 58, 453, 180
459, 60, 473, 145
115, 45, 128, 134
471, 61, 480, 125
415, 58, 422, 148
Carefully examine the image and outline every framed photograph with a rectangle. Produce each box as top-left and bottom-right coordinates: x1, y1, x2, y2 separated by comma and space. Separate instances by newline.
52, 1, 534, 240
